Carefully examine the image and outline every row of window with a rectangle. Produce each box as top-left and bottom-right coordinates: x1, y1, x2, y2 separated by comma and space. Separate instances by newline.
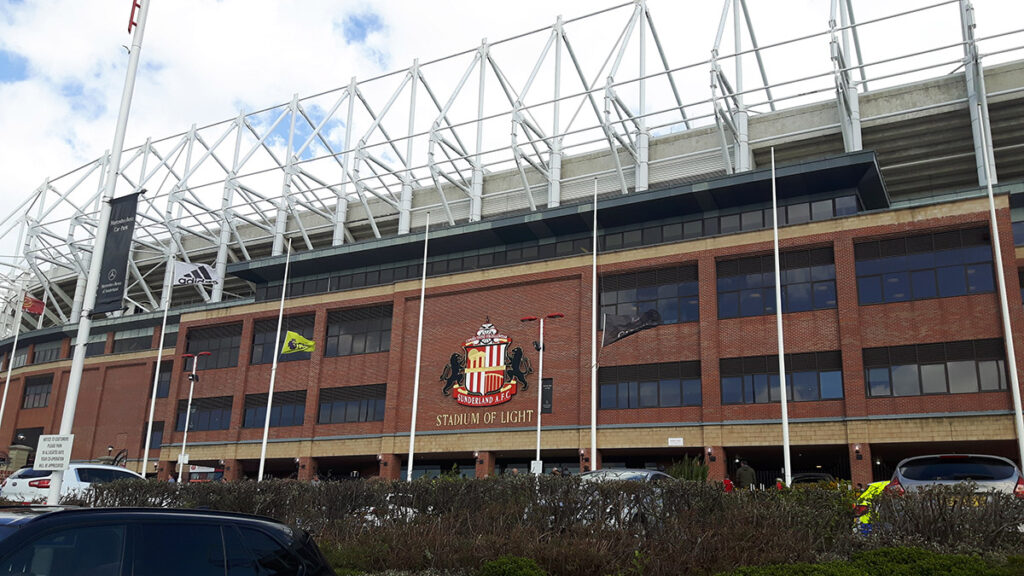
254, 195, 860, 303
172, 384, 387, 432
5, 328, 179, 368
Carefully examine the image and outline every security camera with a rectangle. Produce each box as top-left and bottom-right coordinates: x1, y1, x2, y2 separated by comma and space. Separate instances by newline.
533, 341, 542, 351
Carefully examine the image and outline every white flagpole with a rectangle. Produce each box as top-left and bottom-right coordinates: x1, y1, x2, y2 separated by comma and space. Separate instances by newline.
141, 253, 174, 477
978, 108, 1024, 468
0, 280, 27, 437
590, 177, 599, 471
771, 148, 793, 486
259, 238, 292, 481
408, 213, 430, 481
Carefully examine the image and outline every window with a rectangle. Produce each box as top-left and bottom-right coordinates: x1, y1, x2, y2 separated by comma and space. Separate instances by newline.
863, 339, 1006, 397
238, 527, 303, 575
251, 315, 315, 365
176, 396, 233, 431
32, 340, 62, 364
600, 266, 699, 327
13, 426, 43, 450
244, 390, 306, 428
141, 421, 164, 451
855, 228, 995, 305
0, 525, 125, 576
74, 467, 142, 483
113, 327, 152, 353
720, 351, 843, 404
318, 384, 386, 424
22, 374, 52, 409
185, 323, 242, 370
133, 523, 224, 576
72, 333, 107, 357
11, 348, 28, 369
151, 361, 172, 398
325, 305, 392, 357
599, 362, 701, 410
717, 248, 836, 319
161, 325, 178, 349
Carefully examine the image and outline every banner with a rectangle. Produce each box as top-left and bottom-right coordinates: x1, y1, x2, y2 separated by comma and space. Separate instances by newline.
281, 331, 315, 354
541, 378, 553, 414
173, 261, 221, 286
93, 192, 142, 316
602, 308, 661, 347
21, 295, 44, 315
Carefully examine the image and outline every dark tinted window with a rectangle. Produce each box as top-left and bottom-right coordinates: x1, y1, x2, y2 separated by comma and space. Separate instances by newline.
238, 527, 302, 576
0, 525, 125, 576
900, 456, 1016, 481
75, 467, 140, 484
134, 523, 225, 576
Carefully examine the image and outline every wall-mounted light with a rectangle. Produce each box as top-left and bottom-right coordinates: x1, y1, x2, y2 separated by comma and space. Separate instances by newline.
854, 444, 863, 460
107, 445, 114, 455
377, 454, 382, 461
706, 447, 716, 462
473, 451, 479, 458
875, 459, 882, 466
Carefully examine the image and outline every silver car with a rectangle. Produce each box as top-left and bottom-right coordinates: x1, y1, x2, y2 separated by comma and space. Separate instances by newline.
888, 454, 1024, 495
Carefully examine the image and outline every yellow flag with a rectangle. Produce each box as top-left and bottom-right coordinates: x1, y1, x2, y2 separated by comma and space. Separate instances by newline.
281, 331, 315, 354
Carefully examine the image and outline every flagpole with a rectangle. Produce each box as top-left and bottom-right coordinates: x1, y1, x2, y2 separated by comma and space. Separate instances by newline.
48, 0, 151, 506
590, 177, 598, 471
141, 253, 174, 478
771, 148, 792, 486
0, 280, 27, 437
408, 213, 430, 481
259, 238, 292, 482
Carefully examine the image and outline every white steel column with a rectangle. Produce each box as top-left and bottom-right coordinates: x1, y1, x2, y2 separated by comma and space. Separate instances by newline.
961, 0, 998, 186
635, 1, 650, 192
213, 113, 244, 302
733, 0, 750, 172
49, 0, 151, 505
273, 94, 299, 256
548, 17, 563, 209
399, 62, 419, 235
470, 41, 487, 223
334, 79, 356, 245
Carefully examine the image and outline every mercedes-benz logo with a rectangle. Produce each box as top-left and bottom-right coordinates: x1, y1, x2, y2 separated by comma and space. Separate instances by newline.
107, 269, 118, 281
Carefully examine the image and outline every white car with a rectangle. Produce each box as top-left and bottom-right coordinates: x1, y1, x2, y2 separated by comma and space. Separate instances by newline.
0, 464, 143, 503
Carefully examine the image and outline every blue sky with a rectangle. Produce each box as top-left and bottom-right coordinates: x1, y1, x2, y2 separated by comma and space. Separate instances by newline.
0, 49, 27, 83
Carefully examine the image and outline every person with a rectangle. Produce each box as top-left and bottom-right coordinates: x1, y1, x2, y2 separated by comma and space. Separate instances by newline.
735, 460, 756, 489
722, 474, 734, 493
551, 468, 562, 476
775, 477, 784, 490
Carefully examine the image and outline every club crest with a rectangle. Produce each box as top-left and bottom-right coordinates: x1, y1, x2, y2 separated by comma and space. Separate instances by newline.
440, 320, 532, 407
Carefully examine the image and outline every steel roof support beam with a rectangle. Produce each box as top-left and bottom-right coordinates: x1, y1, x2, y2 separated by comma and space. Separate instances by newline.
961, 0, 998, 186
831, 0, 863, 152
335, 79, 357, 244
273, 95, 300, 256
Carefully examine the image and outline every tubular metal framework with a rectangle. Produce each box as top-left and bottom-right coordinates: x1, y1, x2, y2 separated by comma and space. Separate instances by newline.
1, 0, 1021, 336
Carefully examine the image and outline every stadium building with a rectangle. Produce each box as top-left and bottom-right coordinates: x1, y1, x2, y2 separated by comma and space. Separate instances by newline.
2, 1, 1024, 488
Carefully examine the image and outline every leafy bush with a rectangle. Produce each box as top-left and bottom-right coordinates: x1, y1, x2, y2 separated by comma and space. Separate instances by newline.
83, 476, 1024, 576
666, 456, 709, 482
478, 556, 547, 576
717, 548, 1023, 576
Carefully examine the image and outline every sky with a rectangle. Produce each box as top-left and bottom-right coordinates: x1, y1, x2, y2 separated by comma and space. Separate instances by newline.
0, 0, 1022, 236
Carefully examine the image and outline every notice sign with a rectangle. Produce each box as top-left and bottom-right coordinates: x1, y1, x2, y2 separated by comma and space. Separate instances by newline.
667, 437, 684, 447
35, 434, 74, 471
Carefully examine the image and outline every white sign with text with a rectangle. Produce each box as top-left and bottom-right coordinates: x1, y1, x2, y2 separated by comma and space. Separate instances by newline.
34, 434, 74, 471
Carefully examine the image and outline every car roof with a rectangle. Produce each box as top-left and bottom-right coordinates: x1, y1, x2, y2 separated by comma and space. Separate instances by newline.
13, 463, 144, 474
0, 506, 289, 531
580, 468, 671, 481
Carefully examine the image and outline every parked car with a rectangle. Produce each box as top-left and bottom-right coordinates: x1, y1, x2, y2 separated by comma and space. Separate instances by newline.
887, 454, 1024, 496
0, 506, 336, 575
790, 472, 835, 485
579, 468, 674, 483
0, 464, 143, 503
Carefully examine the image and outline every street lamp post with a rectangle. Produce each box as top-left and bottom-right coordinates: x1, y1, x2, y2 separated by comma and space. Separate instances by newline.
521, 313, 564, 476
178, 351, 210, 483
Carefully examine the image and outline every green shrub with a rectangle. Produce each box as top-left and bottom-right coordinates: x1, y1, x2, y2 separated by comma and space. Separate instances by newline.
478, 555, 547, 576
665, 455, 709, 482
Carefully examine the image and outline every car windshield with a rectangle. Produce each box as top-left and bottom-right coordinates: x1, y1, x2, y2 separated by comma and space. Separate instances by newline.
75, 468, 139, 484
900, 456, 1016, 481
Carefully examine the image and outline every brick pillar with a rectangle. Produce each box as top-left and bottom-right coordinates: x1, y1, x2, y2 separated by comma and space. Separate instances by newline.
474, 451, 496, 478
849, 443, 872, 490
222, 459, 243, 481
705, 446, 727, 482
379, 454, 401, 480
157, 460, 174, 482
298, 457, 318, 481
580, 448, 601, 472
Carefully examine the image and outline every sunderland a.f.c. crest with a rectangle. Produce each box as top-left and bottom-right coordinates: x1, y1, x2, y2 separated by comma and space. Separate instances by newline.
440, 320, 532, 407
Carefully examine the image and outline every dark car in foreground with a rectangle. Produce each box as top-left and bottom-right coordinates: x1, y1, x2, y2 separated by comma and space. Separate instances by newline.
887, 454, 1024, 496
0, 506, 335, 575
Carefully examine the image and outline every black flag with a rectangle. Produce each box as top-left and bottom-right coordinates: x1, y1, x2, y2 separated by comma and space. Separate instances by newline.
602, 308, 661, 347
93, 191, 142, 316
